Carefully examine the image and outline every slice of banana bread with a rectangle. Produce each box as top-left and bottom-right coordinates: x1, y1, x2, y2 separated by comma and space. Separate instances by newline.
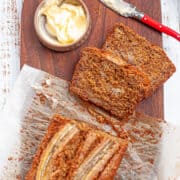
102, 23, 176, 93
70, 47, 151, 119
25, 115, 128, 180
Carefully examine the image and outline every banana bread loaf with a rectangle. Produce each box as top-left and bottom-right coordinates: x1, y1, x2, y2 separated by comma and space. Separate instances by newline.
25, 115, 128, 180
70, 47, 151, 119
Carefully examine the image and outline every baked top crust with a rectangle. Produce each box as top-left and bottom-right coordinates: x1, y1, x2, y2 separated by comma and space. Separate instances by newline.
103, 23, 176, 93
25, 114, 128, 180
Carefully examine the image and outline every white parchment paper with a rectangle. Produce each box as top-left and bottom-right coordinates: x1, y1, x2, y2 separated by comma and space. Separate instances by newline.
0, 65, 179, 180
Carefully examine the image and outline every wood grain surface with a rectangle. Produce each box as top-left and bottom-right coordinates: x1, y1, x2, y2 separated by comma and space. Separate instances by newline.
21, 0, 163, 119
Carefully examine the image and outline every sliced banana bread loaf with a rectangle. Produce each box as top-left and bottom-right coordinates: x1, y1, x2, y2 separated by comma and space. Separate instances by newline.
102, 23, 176, 93
70, 47, 151, 119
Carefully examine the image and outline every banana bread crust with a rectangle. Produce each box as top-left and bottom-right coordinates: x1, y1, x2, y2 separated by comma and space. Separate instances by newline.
25, 115, 128, 180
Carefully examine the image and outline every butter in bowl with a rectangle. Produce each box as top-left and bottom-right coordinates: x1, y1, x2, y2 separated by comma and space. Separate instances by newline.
34, 0, 91, 51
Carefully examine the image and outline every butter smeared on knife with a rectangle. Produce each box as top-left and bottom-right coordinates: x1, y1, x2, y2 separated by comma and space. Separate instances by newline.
100, 0, 180, 41
100, 0, 143, 18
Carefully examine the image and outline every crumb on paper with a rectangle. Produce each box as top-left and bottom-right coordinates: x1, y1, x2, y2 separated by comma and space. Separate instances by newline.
16, 175, 21, 180
8, 157, 13, 161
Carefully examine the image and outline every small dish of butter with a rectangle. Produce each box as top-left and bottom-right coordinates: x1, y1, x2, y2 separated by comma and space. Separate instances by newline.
34, 0, 91, 51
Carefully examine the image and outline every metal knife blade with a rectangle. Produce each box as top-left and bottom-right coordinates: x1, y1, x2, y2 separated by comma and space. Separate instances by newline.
100, 0, 144, 19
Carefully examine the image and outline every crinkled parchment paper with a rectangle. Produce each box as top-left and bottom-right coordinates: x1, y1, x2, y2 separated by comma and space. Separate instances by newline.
0, 65, 179, 180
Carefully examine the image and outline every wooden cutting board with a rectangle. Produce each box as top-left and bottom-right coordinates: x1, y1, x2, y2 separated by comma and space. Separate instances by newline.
21, 0, 164, 119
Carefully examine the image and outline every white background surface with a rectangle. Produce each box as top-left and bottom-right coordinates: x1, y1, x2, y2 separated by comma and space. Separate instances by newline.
161, 0, 180, 125
0, 0, 180, 124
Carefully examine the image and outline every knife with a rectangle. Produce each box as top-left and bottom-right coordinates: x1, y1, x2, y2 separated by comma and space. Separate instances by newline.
100, 0, 180, 41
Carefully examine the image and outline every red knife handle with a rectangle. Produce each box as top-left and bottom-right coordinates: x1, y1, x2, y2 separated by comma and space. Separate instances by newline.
141, 14, 180, 41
